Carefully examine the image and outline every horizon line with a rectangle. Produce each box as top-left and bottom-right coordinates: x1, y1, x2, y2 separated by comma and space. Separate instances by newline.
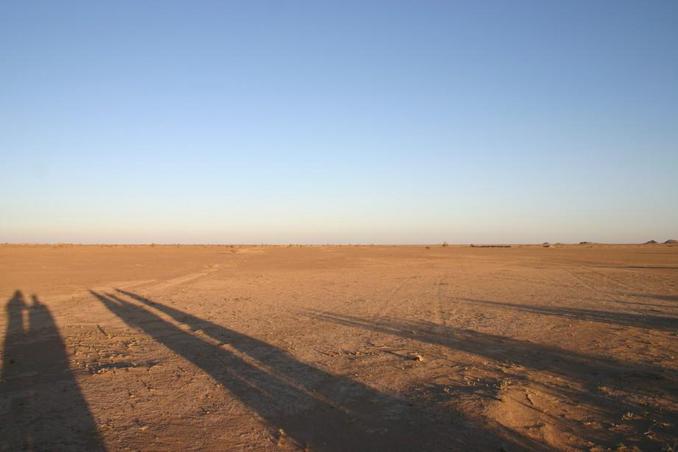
1, 241, 674, 247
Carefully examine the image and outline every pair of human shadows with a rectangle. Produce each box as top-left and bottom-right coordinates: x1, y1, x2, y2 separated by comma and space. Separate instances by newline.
304, 310, 678, 449
92, 289, 545, 451
0, 291, 103, 451
456, 297, 678, 332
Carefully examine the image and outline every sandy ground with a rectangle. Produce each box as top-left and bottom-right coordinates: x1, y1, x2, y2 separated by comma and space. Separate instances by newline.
0, 244, 676, 451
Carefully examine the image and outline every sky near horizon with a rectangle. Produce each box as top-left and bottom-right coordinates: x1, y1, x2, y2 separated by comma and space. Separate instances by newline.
1, 1, 677, 244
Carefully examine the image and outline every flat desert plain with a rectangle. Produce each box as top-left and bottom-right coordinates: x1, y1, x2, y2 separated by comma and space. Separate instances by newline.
1, 244, 677, 451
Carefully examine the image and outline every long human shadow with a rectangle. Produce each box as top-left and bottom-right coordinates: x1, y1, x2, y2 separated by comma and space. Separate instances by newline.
304, 310, 678, 448
455, 297, 678, 332
628, 293, 678, 303
304, 310, 677, 389
0, 291, 104, 450
609, 299, 678, 310
92, 290, 545, 451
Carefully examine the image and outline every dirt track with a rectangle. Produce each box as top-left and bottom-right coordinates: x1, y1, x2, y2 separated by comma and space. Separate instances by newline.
1, 244, 677, 451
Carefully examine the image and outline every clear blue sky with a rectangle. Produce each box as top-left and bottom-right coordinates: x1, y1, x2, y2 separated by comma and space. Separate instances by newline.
1, 1, 677, 244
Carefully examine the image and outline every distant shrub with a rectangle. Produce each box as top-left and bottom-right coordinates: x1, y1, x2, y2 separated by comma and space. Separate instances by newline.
441, 242, 448, 247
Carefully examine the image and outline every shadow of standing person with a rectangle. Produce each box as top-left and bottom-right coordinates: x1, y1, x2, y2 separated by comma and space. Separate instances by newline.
1, 291, 104, 451
96, 289, 547, 451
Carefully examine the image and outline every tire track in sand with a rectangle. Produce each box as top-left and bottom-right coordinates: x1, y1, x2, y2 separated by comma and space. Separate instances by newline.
105, 265, 221, 295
